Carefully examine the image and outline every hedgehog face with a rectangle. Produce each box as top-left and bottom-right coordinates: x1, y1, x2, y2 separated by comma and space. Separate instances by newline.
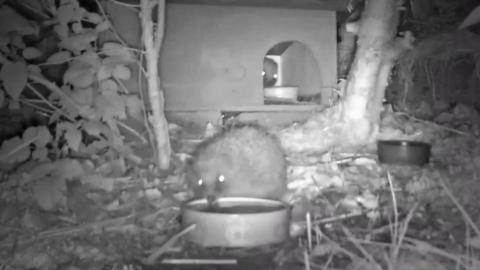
190, 155, 232, 203
194, 173, 227, 204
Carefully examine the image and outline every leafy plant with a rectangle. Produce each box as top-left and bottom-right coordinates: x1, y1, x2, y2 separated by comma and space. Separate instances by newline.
0, 0, 146, 169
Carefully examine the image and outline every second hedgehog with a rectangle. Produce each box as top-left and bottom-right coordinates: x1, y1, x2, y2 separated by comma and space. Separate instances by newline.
186, 125, 287, 202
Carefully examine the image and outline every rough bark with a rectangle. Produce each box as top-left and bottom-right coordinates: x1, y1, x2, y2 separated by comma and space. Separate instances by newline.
279, 0, 407, 153
140, 0, 171, 170
341, 0, 400, 145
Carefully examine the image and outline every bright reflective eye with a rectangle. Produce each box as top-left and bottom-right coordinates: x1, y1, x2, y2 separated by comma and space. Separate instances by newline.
273, 74, 278, 79
262, 71, 265, 76
218, 174, 225, 182
197, 179, 204, 186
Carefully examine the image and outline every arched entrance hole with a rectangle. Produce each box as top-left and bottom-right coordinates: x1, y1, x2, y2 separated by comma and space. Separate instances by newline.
263, 41, 323, 104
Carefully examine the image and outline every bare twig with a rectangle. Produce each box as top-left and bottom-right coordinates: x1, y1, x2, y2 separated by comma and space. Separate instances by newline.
161, 259, 237, 265
0, 215, 134, 248
136, 53, 156, 155
114, 77, 130, 94
19, 98, 54, 115
342, 226, 382, 270
306, 211, 312, 252
94, 0, 129, 48
25, 84, 74, 121
386, 171, 399, 269
0, 137, 37, 161
439, 178, 480, 236
115, 119, 148, 144
0, 53, 80, 114
304, 249, 310, 270
142, 224, 196, 265
396, 112, 474, 137
352, 237, 480, 268
107, 0, 140, 8
27, 74, 81, 111
389, 202, 418, 270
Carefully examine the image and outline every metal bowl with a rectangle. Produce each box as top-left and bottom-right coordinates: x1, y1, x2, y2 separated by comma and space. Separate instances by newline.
264, 86, 298, 102
377, 140, 431, 166
182, 197, 290, 248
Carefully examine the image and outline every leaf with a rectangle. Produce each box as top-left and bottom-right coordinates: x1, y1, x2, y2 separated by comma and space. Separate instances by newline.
71, 22, 83, 33
17, 126, 50, 156
59, 31, 98, 52
54, 159, 85, 180
95, 21, 110, 32
56, 4, 76, 26
23, 126, 39, 143
63, 65, 95, 88
57, 121, 75, 132
77, 105, 95, 119
82, 174, 115, 192
22, 47, 42, 59
0, 5, 37, 35
99, 79, 118, 92
49, 111, 61, 124
82, 120, 104, 136
16, 0, 44, 15
63, 53, 99, 88
32, 175, 67, 211
86, 139, 109, 153
0, 61, 28, 100
70, 87, 93, 105
125, 95, 143, 119
102, 42, 126, 56
23, 162, 55, 181
32, 147, 48, 161
34, 126, 52, 147
86, 12, 103, 24
57, 123, 82, 151
113, 65, 131, 81
27, 64, 42, 76
32, 146, 48, 161
0, 89, 4, 108
47, 51, 71, 64
102, 55, 135, 66
64, 125, 82, 151
53, 24, 69, 39
97, 65, 113, 81
95, 92, 126, 121
0, 136, 30, 164
60, 99, 80, 119
10, 33, 26, 48
102, 42, 134, 62
76, 52, 100, 67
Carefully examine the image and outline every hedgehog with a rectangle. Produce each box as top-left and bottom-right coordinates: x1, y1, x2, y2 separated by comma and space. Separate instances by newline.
185, 125, 287, 203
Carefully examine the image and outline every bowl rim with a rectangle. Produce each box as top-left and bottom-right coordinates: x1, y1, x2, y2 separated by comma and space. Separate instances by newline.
377, 139, 431, 148
184, 197, 289, 215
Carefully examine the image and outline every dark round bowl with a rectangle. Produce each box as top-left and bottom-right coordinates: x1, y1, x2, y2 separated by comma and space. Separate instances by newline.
377, 140, 431, 166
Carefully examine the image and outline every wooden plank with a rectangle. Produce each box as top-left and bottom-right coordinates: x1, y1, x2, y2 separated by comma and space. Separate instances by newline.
165, 104, 324, 112
166, 0, 348, 11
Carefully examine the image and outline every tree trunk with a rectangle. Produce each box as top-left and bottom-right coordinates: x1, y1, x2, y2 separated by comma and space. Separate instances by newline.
341, 0, 403, 145
279, 0, 407, 153
140, 0, 171, 170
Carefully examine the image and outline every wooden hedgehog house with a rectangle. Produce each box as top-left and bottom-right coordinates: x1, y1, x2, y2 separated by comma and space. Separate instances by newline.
111, 0, 348, 127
